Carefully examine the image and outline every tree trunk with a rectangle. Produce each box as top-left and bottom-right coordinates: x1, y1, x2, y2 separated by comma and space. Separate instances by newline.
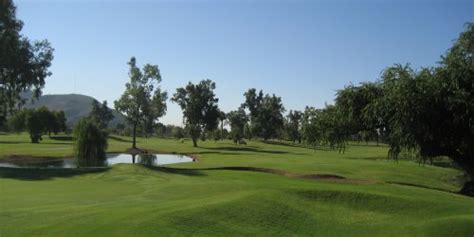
190, 126, 199, 147
460, 181, 474, 197
221, 121, 224, 140
132, 122, 137, 149
447, 151, 474, 197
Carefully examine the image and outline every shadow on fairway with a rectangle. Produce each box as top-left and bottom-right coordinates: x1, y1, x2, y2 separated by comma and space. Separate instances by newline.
261, 140, 331, 151
109, 136, 133, 143
0, 140, 71, 145
0, 141, 30, 144
387, 181, 457, 194
142, 166, 206, 176
192, 151, 244, 156
262, 140, 306, 148
201, 146, 290, 154
0, 167, 110, 181
347, 143, 388, 147
49, 136, 73, 141
144, 165, 351, 182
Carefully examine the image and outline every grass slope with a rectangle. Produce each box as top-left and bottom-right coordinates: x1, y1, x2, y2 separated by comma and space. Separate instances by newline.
0, 133, 473, 236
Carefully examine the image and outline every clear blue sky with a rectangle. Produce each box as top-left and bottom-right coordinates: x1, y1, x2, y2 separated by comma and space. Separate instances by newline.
16, 0, 473, 125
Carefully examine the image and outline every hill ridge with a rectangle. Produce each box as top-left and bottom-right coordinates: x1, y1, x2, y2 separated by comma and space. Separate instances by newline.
21, 92, 127, 127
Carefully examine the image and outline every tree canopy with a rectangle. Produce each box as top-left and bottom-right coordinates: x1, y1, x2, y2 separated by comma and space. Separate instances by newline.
8, 107, 67, 143
171, 79, 220, 147
0, 0, 54, 127
89, 100, 114, 130
335, 82, 382, 143
300, 105, 347, 151
115, 57, 167, 149
227, 108, 248, 143
285, 110, 302, 143
241, 89, 285, 140
332, 23, 474, 195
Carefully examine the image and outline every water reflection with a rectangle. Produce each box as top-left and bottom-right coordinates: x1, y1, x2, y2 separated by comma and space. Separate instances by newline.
77, 157, 107, 167
0, 153, 194, 168
136, 153, 157, 166
105, 153, 193, 166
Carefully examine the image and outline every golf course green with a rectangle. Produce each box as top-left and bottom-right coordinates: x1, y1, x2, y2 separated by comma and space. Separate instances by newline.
0, 133, 473, 236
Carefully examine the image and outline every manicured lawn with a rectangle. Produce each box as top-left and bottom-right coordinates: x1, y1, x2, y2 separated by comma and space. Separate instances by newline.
1, 133, 473, 236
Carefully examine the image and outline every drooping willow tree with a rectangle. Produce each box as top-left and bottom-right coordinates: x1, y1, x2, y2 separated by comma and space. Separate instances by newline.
73, 118, 108, 167
331, 23, 474, 195
301, 105, 348, 152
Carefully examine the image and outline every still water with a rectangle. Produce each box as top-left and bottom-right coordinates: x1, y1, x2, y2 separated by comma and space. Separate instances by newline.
0, 153, 194, 168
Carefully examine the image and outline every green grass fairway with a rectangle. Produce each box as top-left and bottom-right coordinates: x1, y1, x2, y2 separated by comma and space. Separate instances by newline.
1, 134, 473, 236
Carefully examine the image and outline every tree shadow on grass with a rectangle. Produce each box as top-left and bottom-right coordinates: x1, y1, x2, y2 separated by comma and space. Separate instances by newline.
191, 151, 239, 156
430, 160, 461, 169
0, 141, 70, 145
386, 181, 458, 194
141, 165, 206, 176
49, 136, 73, 141
0, 141, 30, 144
346, 143, 388, 147
261, 140, 331, 151
109, 136, 133, 143
261, 140, 306, 148
41, 142, 73, 145
0, 167, 110, 181
200, 146, 290, 154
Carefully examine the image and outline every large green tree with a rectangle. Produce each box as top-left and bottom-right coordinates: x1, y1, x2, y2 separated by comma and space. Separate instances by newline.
115, 57, 167, 149
344, 23, 473, 195
301, 105, 347, 151
52, 110, 67, 135
8, 107, 66, 143
241, 89, 285, 140
227, 108, 248, 143
335, 82, 382, 143
46, 110, 67, 136
0, 0, 54, 126
142, 88, 167, 137
301, 107, 322, 148
286, 110, 302, 143
89, 100, 114, 130
171, 79, 220, 147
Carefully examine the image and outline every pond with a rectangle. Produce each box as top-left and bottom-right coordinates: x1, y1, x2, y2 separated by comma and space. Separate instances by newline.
0, 153, 194, 168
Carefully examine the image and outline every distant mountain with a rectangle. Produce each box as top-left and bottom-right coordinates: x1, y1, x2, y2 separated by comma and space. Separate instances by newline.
21, 92, 127, 127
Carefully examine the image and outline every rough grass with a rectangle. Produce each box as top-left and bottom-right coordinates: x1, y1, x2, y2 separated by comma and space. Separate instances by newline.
0, 133, 473, 236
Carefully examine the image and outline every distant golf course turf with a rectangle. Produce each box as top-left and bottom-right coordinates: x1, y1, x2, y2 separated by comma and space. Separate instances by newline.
0, 133, 473, 236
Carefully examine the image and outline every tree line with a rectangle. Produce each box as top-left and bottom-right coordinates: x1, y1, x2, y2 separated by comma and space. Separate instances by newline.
299, 23, 473, 194
110, 24, 473, 194
8, 107, 67, 143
